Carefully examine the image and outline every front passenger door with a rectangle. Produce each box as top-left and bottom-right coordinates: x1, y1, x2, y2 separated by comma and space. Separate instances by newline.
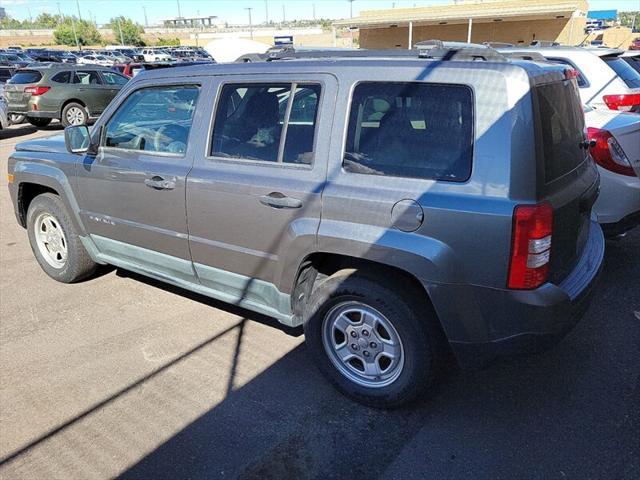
76, 81, 205, 282
73, 69, 107, 114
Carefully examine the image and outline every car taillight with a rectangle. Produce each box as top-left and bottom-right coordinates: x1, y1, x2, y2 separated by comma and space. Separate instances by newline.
603, 93, 640, 112
24, 86, 50, 96
508, 203, 553, 290
565, 68, 579, 81
587, 127, 636, 177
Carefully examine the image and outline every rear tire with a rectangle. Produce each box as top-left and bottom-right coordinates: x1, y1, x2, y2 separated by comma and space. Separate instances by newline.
61, 102, 88, 127
303, 269, 442, 408
27, 117, 52, 128
26, 193, 97, 283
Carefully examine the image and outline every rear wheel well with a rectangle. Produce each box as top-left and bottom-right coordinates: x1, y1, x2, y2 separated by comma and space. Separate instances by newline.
293, 253, 437, 319
17, 183, 59, 227
60, 99, 87, 116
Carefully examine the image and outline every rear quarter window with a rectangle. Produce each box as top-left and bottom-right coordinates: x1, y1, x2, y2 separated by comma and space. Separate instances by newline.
343, 82, 473, 182
7, 70, 42, 84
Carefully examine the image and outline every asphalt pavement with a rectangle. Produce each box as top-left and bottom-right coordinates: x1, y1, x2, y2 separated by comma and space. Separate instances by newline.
0, 123, 638, 480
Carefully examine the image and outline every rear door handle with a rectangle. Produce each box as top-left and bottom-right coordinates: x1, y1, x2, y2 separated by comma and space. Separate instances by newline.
259, 193, 302, 209
144, 175, 176, 190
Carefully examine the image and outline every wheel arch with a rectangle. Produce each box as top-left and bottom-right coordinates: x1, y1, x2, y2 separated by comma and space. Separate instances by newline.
60, 98, 87, 117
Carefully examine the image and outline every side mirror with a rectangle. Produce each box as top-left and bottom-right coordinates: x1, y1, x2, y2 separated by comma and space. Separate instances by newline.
64, 125, 92, 154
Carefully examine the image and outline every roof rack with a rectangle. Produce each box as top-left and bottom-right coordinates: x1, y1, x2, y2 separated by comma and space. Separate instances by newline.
415, 41, 506, 62
501, 51, 547, 62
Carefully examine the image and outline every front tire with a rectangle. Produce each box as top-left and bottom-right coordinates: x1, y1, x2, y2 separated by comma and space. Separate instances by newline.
61, 102, 88, 127
27, 117, 52, 128
27, 193, 97, 283
303, 269, 442, 408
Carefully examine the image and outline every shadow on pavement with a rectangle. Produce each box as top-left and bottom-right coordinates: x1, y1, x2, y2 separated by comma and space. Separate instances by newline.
116, 233, 639, 480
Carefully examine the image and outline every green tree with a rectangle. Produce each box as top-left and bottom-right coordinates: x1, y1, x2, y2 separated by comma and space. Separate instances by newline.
108, 16, 145, 46
53, 17, 101, 47
35, 13, 62, 28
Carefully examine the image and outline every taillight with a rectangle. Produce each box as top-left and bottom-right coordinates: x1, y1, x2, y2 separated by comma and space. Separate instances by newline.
603, 93, 640, 112
587, 127, 636, 177
565, 68, 579, 81
508, 203, 553, 290
24, 86, 51, 96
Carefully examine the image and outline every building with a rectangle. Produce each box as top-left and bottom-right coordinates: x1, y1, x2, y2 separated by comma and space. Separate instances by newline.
161, 15, 225, 29
334, 0, 589, 49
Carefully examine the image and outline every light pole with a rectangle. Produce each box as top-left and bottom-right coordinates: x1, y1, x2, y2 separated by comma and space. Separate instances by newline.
143, 6, 148, 27
176, 0, 182, 27
246, 7, 253, 39
117, 18, 125, 45
265, 0, 269, 24
313, 4, 316, 21
282, 4, 286, 23
71, 16, 81, 50
349, 0, 354, 19
76, 0, 82, 20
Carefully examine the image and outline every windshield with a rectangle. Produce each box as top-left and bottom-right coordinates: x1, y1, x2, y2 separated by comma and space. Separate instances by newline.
604, 56, 640, 88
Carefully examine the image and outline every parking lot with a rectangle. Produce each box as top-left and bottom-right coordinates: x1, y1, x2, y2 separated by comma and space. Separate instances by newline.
0, 123, 638, 479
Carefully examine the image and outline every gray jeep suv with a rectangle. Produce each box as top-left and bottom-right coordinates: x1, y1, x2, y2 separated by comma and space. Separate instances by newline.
7, 48, 604, 407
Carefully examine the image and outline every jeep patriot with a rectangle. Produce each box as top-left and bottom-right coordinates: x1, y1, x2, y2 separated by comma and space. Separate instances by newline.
7, 51, 604, 407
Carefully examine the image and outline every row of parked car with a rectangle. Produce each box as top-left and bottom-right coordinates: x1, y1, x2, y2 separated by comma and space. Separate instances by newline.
0, 46, 215, 68
3, 42, 639, 408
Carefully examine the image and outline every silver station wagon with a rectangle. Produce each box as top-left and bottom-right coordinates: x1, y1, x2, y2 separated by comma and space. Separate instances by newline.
7, 46, 604, 407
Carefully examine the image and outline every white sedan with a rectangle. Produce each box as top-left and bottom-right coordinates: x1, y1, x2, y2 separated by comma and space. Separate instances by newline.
585, 106, 640, 236
77, 55, 113, 67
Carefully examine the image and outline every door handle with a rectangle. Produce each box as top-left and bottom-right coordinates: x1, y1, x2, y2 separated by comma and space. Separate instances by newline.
259, 193, 303, 209
144, 175, 176, 190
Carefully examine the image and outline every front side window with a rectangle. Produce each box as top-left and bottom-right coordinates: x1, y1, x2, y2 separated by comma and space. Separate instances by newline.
344, 82, 473, 181
101, 71, 129, 86
211, 82, 321, 164
104, 85, 200, 155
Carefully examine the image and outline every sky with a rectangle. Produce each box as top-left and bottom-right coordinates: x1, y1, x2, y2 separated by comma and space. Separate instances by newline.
2, 0, 639, 26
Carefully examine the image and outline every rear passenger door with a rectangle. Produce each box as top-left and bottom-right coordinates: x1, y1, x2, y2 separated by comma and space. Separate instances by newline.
186, 74, 337, 309
72, 69, 107, 114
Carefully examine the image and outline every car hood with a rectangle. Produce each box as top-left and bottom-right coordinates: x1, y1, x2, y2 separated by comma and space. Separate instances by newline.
15, 133, 67, 153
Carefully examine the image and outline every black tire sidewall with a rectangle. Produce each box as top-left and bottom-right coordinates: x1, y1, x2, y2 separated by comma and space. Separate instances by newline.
61, 103, 87, 127
304, 272, 434, 408
26, 193, 94, 283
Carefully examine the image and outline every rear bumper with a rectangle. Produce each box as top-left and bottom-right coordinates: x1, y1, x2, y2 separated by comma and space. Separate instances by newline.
429, 221, 605, 369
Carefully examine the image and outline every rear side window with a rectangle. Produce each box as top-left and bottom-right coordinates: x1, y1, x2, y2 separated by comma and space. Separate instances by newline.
603, 57, 640, 88
533, 80, 586, 182
343, 82, 473, 181
101, 71, 129, 85
74, 71, 102, 85
51, 71, 71, 84
104, 85, 200, 155
211, 82, 321, 164
623, 56, 640, 74
7, 70, 42, 84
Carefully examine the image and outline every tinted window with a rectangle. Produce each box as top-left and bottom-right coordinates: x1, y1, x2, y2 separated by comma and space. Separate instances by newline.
0, 68, 13, 83
211, 83, 321, 164
51, 71, 71, 83
546, 57, 588, 87
101, 71, 129, 85
7, 70, 42, 84
104, 85, 200, 155
344, 82, 473, 181
603, 57, 640, 88
73, 71, 102, 85
534, 80, 586, 182
623, 56, 640, 74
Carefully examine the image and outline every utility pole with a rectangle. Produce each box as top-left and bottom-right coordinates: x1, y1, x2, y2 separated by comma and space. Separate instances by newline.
313, 3, 316, 21
76, 0, 82, 20
348, 0, 354, 19
27, 7, 33, 23
71, 16, 81, 50
246, 7, 253, 39
176, 0, 182, 24
56, 2, 63, 22
143, 6, 148, 27
282, 4, 286, 24
117, 18, 125, 45
265, 0, 269, 24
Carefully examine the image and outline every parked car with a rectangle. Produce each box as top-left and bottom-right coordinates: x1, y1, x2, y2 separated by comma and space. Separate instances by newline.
0, 67, 25, 125
6, 49, 604, 407
584, 106, 640, 236
499, 46, 640, 112
629, 39, 640, 51
98, 50, 132, 64
111, 63, 145, 78
77, 55, 114, 67
31, 50, 77, 64
3, 64, 128, 127
0, 53, 30, 68
0, 94, 8, 131
113, 48, 144, 63
140, 48, 172, 62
